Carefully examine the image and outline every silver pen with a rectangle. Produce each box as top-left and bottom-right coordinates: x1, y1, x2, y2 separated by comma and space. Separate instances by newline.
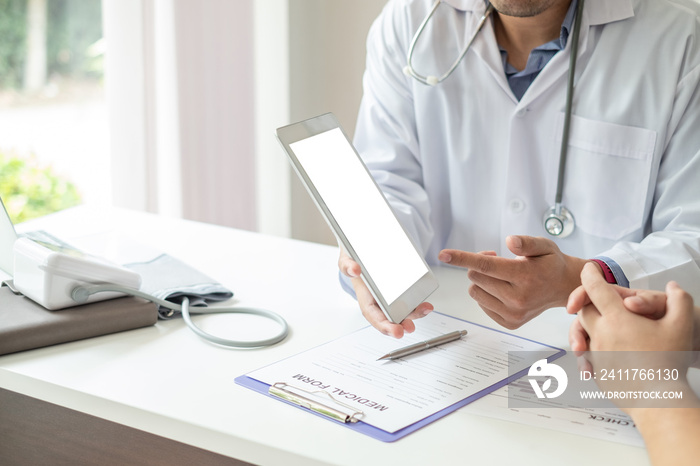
377, 330, 468, 361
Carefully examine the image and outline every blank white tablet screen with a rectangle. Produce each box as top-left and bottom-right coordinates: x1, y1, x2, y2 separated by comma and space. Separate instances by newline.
290, 128, 428, 304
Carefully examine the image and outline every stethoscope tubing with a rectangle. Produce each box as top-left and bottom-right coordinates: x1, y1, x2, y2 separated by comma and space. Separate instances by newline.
404, 1, 494, 85
555, 0, 585, 208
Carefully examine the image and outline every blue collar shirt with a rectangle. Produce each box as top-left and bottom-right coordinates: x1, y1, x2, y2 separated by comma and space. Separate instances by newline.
499, 0, 579, 100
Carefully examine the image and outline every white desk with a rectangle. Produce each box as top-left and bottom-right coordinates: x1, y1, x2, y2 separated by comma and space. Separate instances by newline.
0, 207, 649, 465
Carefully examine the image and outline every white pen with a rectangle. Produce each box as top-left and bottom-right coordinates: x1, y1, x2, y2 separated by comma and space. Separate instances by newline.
377, 330, 468, 361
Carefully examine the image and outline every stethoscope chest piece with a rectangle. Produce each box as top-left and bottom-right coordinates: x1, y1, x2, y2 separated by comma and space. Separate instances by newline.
543, 205, 575, 238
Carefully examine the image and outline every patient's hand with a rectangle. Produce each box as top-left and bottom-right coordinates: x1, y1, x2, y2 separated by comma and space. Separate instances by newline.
567, 275, 700, 364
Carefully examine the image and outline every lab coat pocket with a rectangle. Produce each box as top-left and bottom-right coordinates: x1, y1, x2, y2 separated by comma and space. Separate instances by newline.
555, 114, 657, 240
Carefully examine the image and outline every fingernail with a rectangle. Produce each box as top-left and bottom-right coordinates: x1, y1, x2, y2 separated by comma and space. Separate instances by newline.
438, 252, 452, 263
347, 268, 358, 278
626, 296, 644, 307
510, 236, 522, 249
422, 308, 432, 316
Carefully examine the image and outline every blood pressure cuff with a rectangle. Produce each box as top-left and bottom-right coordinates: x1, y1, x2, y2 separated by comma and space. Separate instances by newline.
124, 254, 234, 319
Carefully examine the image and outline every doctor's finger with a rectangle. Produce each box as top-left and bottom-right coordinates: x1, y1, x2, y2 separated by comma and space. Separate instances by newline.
469, 283, 506, 311
353, 277, 404, 338
400, 302, 435, 332
469, 285, 518, 329
338, 252, 361, 278
481, 306, 511, 330
467, 270, 512, 302
580, 262, 625, 316
506, 235, 558, 258
439, 249, 518, 280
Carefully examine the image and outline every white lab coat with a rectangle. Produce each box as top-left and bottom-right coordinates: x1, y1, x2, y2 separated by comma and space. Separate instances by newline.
354, 0, 700, 298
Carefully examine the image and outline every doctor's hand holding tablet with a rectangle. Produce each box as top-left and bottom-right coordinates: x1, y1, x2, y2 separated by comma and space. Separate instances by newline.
339, 249, 433, 338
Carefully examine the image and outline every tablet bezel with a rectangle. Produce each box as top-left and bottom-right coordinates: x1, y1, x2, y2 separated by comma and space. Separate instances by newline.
276, 113, 438, 323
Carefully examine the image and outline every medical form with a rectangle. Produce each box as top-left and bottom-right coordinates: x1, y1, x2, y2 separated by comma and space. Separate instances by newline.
240, 312, 562, 437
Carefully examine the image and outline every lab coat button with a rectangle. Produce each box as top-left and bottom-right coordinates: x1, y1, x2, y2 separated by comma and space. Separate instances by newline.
515, 108, 528, 118
509, 198, 525, 213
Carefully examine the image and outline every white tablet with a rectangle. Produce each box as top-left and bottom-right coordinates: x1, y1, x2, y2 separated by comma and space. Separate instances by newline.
276, 113, 438, 323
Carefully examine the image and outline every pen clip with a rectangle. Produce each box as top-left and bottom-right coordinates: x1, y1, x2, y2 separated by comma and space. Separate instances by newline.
269, 382, 365, 424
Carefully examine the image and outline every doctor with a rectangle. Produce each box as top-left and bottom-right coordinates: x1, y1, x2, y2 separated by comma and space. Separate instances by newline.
339, 0, 700, 337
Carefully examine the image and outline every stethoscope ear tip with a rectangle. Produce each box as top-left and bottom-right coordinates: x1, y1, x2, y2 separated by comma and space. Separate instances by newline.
403, 66, 439, 86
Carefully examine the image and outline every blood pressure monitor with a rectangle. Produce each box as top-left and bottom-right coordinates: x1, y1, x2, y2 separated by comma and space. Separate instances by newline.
12, 237, 141, 310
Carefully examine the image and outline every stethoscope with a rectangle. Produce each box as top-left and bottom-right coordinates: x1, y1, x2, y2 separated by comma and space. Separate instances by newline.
403, 0, 585, 239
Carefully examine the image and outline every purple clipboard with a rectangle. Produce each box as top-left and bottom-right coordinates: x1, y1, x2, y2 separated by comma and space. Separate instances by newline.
235, 315, 565, 442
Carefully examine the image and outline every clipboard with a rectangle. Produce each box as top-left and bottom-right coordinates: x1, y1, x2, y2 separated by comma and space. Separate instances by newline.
235, 314, 565, 442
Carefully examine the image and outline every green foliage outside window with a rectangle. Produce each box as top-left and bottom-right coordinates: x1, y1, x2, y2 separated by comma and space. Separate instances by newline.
0, 150, 81, 223
47, 0, 103, 80
0, 0, 27, 89
0, 0, 103, 90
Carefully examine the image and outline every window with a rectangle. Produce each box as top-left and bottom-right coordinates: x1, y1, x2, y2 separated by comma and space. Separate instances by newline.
0, 0, 107, 222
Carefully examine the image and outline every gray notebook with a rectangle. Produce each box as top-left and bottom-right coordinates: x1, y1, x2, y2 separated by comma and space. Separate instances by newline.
0, 285, 158, 356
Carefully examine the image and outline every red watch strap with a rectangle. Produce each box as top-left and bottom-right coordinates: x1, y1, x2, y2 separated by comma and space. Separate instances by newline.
591, 259, 616, 284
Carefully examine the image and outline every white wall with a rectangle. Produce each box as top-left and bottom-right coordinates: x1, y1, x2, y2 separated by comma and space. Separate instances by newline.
254, 0, 291, 238
106, 0, 386, 243
105, 0, 256, 231
173, 0, 256, 230
103, 0, 152, 212
256, 0, 387, 245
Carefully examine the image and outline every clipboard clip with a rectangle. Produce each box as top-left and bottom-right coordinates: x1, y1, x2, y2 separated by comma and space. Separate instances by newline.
269, 382, 365, 424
